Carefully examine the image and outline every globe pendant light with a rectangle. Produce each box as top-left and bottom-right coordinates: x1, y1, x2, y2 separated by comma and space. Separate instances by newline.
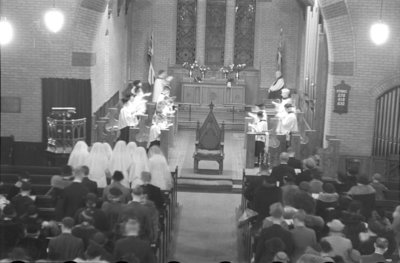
370, 0, 389, 45
0, 17, 14, 45
44, 1, 64, 33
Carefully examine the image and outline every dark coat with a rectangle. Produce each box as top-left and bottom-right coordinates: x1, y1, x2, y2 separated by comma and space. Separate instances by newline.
113, 236, 156, 263
255, 224, 294, 263
60, 182, 89, 218
142, 183, 165, 211
47, 233, 84, 261
270, 164, 296, 186
82, 177, 98, 195
253, 184, 282, 222
288, 157, 302, 171
121, 201, 153, 240
11, 194, 35, 217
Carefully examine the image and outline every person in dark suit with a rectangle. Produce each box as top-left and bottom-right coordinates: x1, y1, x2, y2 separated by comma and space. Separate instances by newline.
270, 152, 296, 187
11, 182, 35, 218
141, 171, 165, 211
295, 158, 318, 185
47, 217, 84, 261
59, 167, 89, 218
113, 218, 156, 263
287, 147, 302, 171
121, 185, 153, 241
360, 237, 390, 263
253, 176, 282, 223
17, 224, 48, 260
0, 205, 25, 257
81, 165, 98, 194
255, 220, 294, 263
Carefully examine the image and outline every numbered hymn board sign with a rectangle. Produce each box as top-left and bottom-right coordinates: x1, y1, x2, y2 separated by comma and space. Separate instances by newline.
334, 80, 351, 114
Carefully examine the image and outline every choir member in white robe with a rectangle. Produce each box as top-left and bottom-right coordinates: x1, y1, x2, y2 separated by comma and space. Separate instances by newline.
268, 71, 285, 99
148, 145, 163, 159
67, 141, 89, 169
277, 103, 298, 142
128, 147, 149, 188
249, 111, 269, 166
152, 70, 168, 102
109, 140, 131, 188
273, 88, 293, 119
85, 142, 110, 188
149, 154, 173, 191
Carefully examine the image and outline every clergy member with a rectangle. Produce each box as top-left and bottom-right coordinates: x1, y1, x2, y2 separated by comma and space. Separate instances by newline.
152, 70, 168, 102
268, 71, 285, 99
277, 103, 298, 144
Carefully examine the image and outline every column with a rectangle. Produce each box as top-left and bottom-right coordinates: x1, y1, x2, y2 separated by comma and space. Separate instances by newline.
224, 0, 236, 65
196, 0, 207, 64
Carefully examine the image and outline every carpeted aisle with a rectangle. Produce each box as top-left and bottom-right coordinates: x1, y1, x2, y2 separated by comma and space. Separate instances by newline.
170, 191, 242, 263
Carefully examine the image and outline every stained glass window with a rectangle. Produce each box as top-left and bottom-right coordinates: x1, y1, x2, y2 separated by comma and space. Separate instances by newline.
234, 0, 256, 66
176, 0, 197, 64
205, 0, 226, 65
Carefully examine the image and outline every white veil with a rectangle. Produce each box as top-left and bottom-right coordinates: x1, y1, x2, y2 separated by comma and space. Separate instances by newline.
127, 142, 137, 159
109, 140, 131, 187
85, 142, 109, 188
128, 146, 149, 188
103, 142, 113, 161
68, 141, 89, 168
149, 154, 173, 190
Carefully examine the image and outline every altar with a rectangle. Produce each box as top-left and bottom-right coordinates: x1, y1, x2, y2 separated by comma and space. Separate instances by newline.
181, 80, 245, 106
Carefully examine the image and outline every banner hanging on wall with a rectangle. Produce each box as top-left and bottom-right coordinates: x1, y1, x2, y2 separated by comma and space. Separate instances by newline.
333, 80, 351, 114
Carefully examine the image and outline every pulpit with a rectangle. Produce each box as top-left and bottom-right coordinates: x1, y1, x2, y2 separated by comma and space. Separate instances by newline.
193, 103, 225, 174
46, 107, 86, 165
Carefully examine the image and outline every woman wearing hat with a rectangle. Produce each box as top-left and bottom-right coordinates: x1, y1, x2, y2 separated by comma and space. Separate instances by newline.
322, 219, 360, 263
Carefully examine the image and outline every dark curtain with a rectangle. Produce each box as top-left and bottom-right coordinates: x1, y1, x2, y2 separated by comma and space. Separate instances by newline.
42, 78, 92, 144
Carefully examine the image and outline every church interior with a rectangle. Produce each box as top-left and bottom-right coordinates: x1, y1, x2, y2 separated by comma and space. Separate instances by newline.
0, 0, 399, 262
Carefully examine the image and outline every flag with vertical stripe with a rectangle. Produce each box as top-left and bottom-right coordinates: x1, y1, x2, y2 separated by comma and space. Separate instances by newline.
147, 32, 156, 85
276, 28, 283, 72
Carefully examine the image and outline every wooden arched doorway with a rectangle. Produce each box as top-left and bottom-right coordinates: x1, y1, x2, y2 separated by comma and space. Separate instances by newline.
373, 85, 400, 157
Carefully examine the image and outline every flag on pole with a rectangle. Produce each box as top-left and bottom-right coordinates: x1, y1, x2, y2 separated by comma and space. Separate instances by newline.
276, 28, 283, 73
147, 32, 156, 85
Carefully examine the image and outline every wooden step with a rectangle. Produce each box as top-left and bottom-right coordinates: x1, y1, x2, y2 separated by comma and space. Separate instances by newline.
1, 173, 52, 185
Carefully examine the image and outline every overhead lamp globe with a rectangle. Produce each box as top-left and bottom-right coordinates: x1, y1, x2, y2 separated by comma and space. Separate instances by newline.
0, 17, 14, 45
370, 21, 389, 45
44, 8, 65, 33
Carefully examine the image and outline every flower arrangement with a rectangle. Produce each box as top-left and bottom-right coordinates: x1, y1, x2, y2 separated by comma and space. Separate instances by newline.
233, 63, 246, 79
198, 65, 210, 79
220, 64, 234, 79
182, 60, 199, 78
182, 60, 199, 70
234, 63, 246, 72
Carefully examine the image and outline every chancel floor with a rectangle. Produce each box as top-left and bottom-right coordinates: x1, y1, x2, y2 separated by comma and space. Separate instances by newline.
167, 130, 246, 262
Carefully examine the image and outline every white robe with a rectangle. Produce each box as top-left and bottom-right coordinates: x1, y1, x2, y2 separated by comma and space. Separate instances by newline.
152, 78, 165, 102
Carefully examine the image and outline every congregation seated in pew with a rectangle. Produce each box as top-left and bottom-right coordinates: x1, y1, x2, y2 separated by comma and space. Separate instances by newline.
241, 150, 400, 263
0, 141, 177, 262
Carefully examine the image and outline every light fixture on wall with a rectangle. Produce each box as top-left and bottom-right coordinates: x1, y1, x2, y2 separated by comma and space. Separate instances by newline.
44, 0, 64, 33
370, 0, 389, 45
0, 17, 13, 45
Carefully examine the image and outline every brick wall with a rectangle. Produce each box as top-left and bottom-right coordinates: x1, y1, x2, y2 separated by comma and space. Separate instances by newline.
1, 0, 129, 142
320, 0, 400, 156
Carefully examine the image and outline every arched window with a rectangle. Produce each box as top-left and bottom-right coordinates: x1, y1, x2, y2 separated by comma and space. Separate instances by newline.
373, 86, 400, 157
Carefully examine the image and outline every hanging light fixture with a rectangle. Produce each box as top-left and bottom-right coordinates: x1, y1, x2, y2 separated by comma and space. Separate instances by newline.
370, 0, 389, 45
0, 17, 13, 45
44, 0, 64, 33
